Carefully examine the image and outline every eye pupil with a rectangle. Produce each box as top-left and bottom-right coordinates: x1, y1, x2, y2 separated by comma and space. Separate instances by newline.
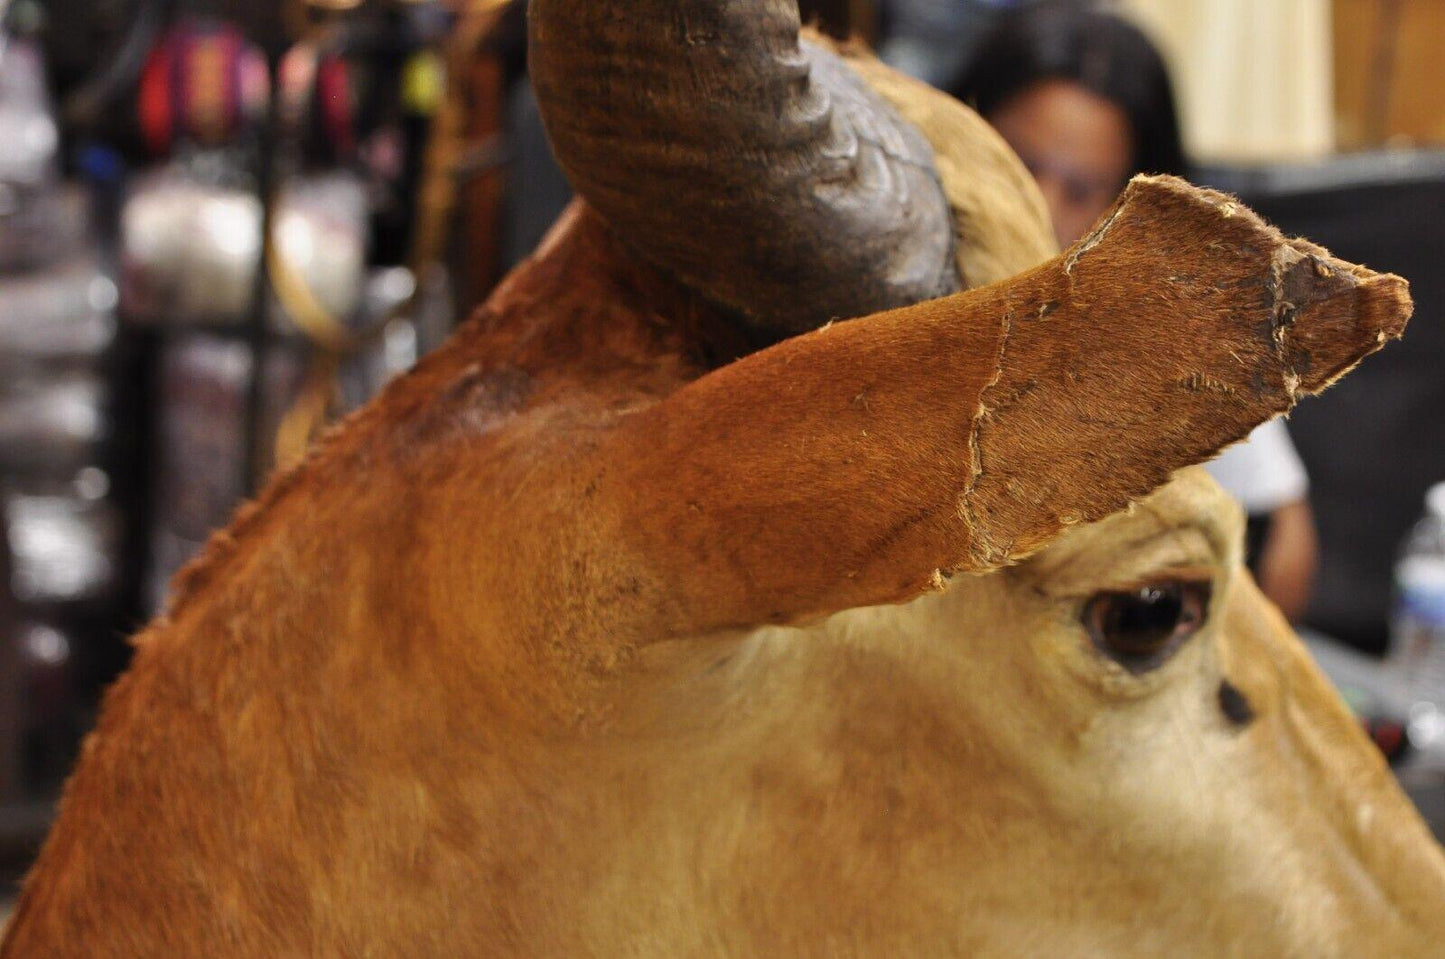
1106, 586, 1183, 652
1083, 581, 1211, 673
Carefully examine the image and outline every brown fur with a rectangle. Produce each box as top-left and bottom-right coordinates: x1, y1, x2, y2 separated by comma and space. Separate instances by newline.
2, 50, 1438, 958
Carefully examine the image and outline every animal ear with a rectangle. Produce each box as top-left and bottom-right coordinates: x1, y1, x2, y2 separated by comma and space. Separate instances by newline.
591, 175, 1407, 632
958, 174, 1410, 565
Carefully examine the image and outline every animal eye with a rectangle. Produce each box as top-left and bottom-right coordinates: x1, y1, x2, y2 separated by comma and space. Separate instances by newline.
1082, 581, 1212, 674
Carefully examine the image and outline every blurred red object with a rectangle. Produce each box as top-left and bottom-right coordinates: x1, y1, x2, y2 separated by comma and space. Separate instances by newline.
137, 19, 270, 157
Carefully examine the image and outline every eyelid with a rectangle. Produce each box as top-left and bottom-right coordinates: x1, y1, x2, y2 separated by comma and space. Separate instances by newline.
1039, 563, 1217, 601
1095, 565, 1216, 595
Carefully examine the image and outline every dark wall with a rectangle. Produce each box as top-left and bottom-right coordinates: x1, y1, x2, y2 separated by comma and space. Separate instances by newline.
799, 0, 874, 39
0, 513, 18, 805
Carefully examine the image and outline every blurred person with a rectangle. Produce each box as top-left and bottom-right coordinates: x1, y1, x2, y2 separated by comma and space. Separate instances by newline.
951, 0, 1186, 247
952, 1, 1318, 621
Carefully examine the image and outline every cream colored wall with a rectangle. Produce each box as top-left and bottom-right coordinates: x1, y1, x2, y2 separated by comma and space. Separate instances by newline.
1334, 0, 1445, 149
1114, 0, 1336, 162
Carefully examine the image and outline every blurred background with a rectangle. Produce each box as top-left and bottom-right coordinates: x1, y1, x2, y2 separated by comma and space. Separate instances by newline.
0, 0, 1441, 893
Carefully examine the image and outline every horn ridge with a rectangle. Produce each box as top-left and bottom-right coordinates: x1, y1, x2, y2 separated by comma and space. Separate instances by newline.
529, 0, 961, 338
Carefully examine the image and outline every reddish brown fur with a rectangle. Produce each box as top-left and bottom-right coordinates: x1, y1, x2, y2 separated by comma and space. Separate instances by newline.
0, 33, 1430, 951
0, 172, 1419, 955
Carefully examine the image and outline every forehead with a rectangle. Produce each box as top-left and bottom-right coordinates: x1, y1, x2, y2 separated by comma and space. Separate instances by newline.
1019, 468, 1245, 587
988, 78, 1134, 177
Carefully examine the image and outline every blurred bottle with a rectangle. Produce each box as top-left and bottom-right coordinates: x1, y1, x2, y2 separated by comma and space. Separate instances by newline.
1390, 482, 1445, 761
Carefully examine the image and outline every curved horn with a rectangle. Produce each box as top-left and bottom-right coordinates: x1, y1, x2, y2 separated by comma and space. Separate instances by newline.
529, 0, 961, 337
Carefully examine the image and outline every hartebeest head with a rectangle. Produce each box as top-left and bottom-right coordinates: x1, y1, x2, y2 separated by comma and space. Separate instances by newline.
525, 0, 1445, 952
3, 1, 1441, 955
661, 470, 1445, 954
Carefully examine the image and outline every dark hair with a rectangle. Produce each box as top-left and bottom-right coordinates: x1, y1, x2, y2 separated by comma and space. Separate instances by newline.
950, 1, 1187, 178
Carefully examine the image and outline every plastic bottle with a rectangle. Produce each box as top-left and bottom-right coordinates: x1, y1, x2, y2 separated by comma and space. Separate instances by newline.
1390, 482, 1445, 758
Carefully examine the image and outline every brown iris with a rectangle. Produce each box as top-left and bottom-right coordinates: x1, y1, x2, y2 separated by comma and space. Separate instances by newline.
1082, 581, 1212, 674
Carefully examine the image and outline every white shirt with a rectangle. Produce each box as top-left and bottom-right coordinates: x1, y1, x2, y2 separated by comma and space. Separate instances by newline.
1205, 418, 1310, 515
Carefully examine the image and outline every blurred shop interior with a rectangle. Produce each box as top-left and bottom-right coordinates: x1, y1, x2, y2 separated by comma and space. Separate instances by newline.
0, 0, 1442, 855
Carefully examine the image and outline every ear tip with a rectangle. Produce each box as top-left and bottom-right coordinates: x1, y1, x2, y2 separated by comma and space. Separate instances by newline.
1287, 268, 1413, 397
1357, 272, 1413, 340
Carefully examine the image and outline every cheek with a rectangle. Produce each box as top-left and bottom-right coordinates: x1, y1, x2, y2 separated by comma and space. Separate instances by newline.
1023, 171, 1112, 247
1042, 180, 1123, 247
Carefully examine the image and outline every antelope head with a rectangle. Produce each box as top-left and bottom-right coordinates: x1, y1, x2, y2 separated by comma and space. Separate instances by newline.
524, 1, 1445, 952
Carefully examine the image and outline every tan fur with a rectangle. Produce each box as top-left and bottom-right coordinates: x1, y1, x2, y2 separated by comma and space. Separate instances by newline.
2, 51, 1439, 958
